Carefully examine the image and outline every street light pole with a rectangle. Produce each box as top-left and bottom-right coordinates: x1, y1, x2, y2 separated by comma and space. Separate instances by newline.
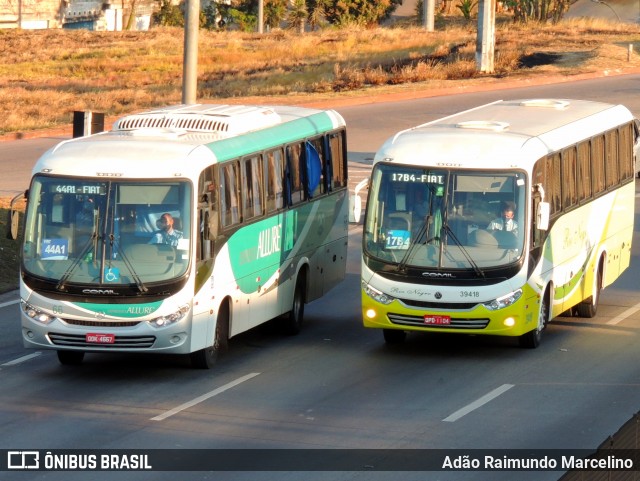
476, 0, 496, 73
182, 0, 200, 105
423, 0, 435, 31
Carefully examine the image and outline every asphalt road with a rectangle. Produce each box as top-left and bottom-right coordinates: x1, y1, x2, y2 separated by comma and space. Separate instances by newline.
3, 75, 640, 481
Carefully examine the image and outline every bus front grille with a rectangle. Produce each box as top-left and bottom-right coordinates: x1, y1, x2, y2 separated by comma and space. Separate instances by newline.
48, 332, 156, 349
63, 318, 141, 328
388, 314, 489, 329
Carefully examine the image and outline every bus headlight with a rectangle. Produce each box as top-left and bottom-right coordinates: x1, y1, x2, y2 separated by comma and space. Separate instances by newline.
21, 301, 57, 325
148, 305, 190, 328
362, 280, 395, 305
483, 289, 523, 311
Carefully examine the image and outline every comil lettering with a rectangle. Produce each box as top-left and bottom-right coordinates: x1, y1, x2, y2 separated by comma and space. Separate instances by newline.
257, 225, 281, 258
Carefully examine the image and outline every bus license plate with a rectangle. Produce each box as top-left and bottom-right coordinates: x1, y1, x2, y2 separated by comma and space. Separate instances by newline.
86, 333, 115, 344
424, 315, 451, 325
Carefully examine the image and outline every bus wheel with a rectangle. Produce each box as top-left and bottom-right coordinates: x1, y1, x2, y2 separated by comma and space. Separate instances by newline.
191, 303, 229, 369
57, 350, 85, 365
576, 265, 602, 318
283, 275, 306, 335
383, 329, 406, 345
519, 289, 550, 349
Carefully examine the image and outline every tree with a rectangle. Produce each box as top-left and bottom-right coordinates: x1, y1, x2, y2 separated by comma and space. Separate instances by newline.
153, 0, 184, 27
504, 0, 570, 22
123, 0, 138, 30
306, 0, 330, 30
288, 0, 307, 32
322, 0, 403, 27
264, 0, 288, 29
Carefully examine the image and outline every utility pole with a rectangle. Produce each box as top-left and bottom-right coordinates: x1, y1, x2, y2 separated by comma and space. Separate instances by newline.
182, 0, 200, 105
258, 0, 264, 33
423, 0, 435, 31
476, 0, 495, 73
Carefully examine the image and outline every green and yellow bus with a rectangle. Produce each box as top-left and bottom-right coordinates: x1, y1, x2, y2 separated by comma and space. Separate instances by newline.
361, 99, 636, 347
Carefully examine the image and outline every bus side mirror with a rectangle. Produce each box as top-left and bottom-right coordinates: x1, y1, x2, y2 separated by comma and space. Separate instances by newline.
6, 209, 18, 240
536, 202, 550, 231
349, 178, 368, 224
6, 190, 26, 240
350, 194, 362, 224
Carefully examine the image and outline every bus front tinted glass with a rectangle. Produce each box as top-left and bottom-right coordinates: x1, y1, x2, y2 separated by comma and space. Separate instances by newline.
364, 164, 526, 270
22, 177, 192, 287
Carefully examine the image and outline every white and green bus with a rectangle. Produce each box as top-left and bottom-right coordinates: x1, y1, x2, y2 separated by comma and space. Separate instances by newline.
361, 99, 636, 348
14, 104, 349, 368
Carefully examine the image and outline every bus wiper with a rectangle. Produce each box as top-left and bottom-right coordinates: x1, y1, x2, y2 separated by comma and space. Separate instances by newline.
397, 215, 429, 272
56, 232, 97, 291
104, 198, 148, 294
109, 233, 148, 293
441, 222, 485, 278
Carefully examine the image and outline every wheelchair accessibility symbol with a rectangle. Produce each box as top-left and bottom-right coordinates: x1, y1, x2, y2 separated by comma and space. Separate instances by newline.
104, 267, 120, 283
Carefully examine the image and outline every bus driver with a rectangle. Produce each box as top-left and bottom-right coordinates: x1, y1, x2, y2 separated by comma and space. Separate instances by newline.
149, 213, 183, 247
487, 201, 518, 235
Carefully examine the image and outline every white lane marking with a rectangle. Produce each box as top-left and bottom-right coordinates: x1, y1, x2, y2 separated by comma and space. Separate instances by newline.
606, 302, 640, 325
443, 384, 515, 422
0, 299, 19, 309
151, 372, 261, 421
2, 352, 42, 366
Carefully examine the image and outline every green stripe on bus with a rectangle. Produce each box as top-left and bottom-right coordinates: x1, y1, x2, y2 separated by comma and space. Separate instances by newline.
75, 301, 163, 318
205, 112, 335, 160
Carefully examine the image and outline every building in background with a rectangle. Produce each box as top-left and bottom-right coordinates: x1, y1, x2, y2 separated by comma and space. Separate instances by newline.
0, 0, 158, 30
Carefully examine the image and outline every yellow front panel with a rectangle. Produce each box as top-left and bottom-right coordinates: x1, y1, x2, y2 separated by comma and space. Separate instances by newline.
362, 282, 541, 338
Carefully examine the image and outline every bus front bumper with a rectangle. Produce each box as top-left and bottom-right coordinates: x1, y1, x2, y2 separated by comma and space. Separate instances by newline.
21, 312, 193, 355
361, 287, 539, 338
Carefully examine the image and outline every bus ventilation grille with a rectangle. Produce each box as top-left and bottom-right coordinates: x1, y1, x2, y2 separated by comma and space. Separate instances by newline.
113, 105, 282, 136
115, 115, 232, 133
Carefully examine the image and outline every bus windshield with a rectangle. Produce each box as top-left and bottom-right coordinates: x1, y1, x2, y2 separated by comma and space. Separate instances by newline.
363, 163, 526, 271
22, 176, 192, 289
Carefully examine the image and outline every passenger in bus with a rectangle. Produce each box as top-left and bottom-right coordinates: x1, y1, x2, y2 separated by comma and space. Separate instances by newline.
487, 201, 518, 235
149, 213, 183, 247
75, 196, 95, 227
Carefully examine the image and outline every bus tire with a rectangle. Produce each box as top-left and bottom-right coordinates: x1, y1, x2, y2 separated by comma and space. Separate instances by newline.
57, 350, 85, 365
576, 264, 602, 318
519, 288, 550, 349
282, 274, 305, 336
383, 329, 406, 345
190, 302, 229, 369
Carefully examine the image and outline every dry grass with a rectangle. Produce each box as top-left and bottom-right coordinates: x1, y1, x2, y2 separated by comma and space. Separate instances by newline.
1, 16, 639, 135
1, 16, 640, 292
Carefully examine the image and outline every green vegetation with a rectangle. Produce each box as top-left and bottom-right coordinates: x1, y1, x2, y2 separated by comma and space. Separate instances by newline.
154, 0, 404, 31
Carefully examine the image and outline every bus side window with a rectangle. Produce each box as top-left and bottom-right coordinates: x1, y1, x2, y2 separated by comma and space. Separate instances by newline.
220, 162, 240, 228
309, 137, 325, 198
328, 131, 347, 189
286, 143, 305, 206
266, 148, 284, 213
242, 155, 264, 220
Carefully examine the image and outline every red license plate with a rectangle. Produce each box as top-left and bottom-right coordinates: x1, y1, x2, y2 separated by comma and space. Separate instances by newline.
86, 333, 115, 344
423, 315, 451, 325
